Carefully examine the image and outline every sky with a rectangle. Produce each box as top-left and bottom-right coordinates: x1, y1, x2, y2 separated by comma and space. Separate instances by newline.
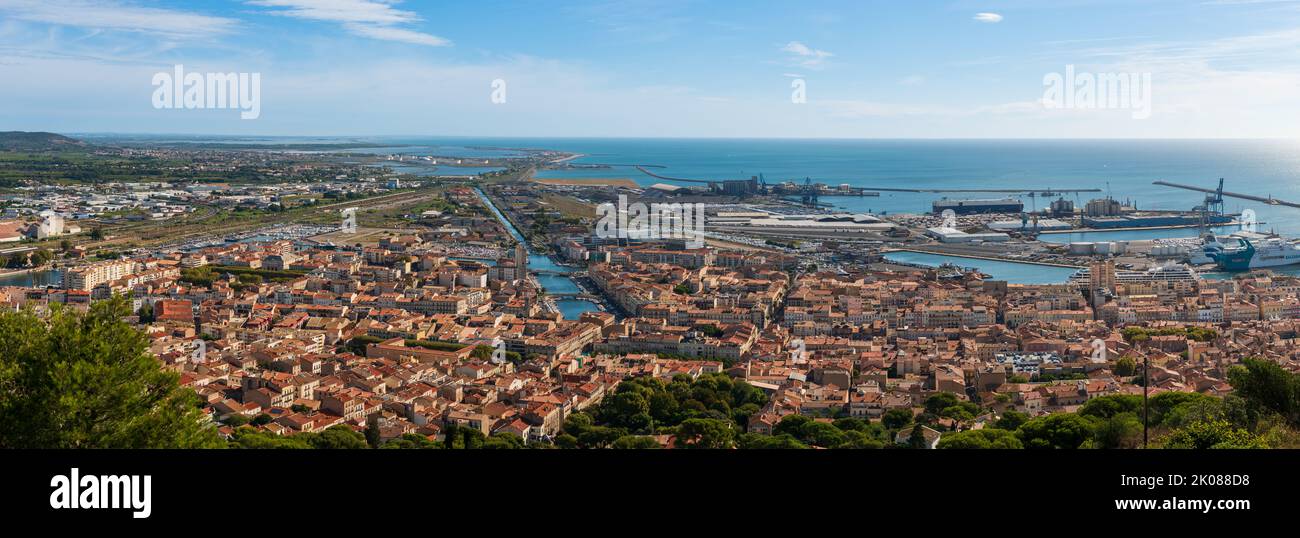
2, 0, 1300, 138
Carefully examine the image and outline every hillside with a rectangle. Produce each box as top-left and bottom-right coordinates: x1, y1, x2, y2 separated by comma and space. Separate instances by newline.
0, 132, 88, 151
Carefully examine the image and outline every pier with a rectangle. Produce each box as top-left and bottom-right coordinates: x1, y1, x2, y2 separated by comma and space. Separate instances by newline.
859, 187, 1103, 194
634, 165, 713, 184
1153, 180, 1300, 210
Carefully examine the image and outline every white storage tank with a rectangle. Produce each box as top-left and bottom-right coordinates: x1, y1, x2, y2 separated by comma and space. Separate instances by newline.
1095, 242, 1114, 255
1068, 242, 1095, 255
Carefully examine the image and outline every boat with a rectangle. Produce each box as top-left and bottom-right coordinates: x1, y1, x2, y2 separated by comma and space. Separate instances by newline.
1068, 263, 1200, 285
1214, 237, 1300, 270
1188, 233, 1230, 265
932, 198, 1023, 215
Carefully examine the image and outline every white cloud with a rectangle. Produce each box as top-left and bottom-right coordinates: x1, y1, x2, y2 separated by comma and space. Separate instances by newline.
781, 41, 833, 69
342, 23, 449, 47
0, 0, 237, 38
973, 12, 1004, 23
248, 0, 450, 46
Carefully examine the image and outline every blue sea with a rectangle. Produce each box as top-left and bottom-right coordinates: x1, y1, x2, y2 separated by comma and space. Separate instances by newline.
91, 136, 1300, 283
353, 137, 1300, 233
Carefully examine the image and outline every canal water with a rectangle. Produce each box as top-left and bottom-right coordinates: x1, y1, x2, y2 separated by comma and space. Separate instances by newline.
0, 269, 63, 287
472, 188, 601, 319
883, 251, 1078, 284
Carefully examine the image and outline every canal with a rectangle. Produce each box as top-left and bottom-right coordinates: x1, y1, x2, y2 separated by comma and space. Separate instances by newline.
472, 188, 602, 319
0, 268, 63, 288
883, 251, 1078, 284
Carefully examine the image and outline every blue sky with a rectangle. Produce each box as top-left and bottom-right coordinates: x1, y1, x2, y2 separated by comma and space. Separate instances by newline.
2, 0, 1300, 137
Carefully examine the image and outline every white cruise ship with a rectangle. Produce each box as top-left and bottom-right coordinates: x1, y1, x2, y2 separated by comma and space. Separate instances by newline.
1068, 263, 1200, 285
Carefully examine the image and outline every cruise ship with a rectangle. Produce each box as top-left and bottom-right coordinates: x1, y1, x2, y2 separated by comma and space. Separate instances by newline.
1068, 263, 1200, 285
932, 198, 1024, 215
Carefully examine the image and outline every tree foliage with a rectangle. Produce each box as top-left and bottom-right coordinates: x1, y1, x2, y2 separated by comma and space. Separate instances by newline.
937, 428, 1023, 449
0, 296, 223, 448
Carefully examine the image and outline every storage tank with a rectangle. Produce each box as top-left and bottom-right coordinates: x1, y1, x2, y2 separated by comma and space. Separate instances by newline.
1068, 242, 1095, 255
1095, 242, 1114, 255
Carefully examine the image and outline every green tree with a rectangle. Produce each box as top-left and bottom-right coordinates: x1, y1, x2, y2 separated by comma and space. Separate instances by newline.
1162, 419, 1266, 449
1086, 412, 1143, 449
800, 422, 848, 448
482, 432, 526, 449
738, 433, 809, 449
1017, 413, 1100, 449
228, 427, 312, 449
577, 426, 626, 449
674, 418, 734, 449
1228, 358, 1300, 426
993, 410, 1029, 431
382, 433, 441, 449
0, 296, 223, 448
835, 430, 885, 449
365, 416, 382, 448
136, 301, 155, 323
553, 434, 579, 449
907, 425, 929, 449
1079, 394, 1143, 420
924, 393, 961, 415
309, 425, 369, 449
610, 435, 661, 449
882, 408, 914, 430
773, 414, 814, 437
937, 428, 1024, 449
443, 424, 486, 449
223, 414, 250, 427
1114, 356, 1137, 377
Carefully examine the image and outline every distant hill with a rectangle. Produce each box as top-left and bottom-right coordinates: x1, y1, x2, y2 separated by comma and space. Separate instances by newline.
0, 132, 88, 151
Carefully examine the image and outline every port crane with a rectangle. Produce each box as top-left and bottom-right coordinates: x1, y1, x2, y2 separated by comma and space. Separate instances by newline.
800, 177, 819, 208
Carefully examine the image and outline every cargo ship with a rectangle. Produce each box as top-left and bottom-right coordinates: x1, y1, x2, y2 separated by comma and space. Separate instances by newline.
932, 198, 1023, 215
1081, 213, 1234, 229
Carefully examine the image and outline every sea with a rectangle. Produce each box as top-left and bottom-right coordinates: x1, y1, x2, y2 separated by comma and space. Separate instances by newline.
77, 136, 1300, 284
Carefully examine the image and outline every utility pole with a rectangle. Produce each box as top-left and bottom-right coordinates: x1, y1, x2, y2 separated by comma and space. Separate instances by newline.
1142, 351, 1149, 449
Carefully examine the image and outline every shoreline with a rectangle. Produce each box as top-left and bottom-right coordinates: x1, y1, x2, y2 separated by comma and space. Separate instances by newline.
882, 247, 1086, 269
1039, 221, 1241, 235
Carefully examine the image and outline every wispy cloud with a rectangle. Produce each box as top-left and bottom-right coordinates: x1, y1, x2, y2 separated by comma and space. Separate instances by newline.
0, 0, 237, 38
247, 0, 449, 46
781, 41, 833, 69
567, 0, 694, 44
973, 12, 1004, 23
